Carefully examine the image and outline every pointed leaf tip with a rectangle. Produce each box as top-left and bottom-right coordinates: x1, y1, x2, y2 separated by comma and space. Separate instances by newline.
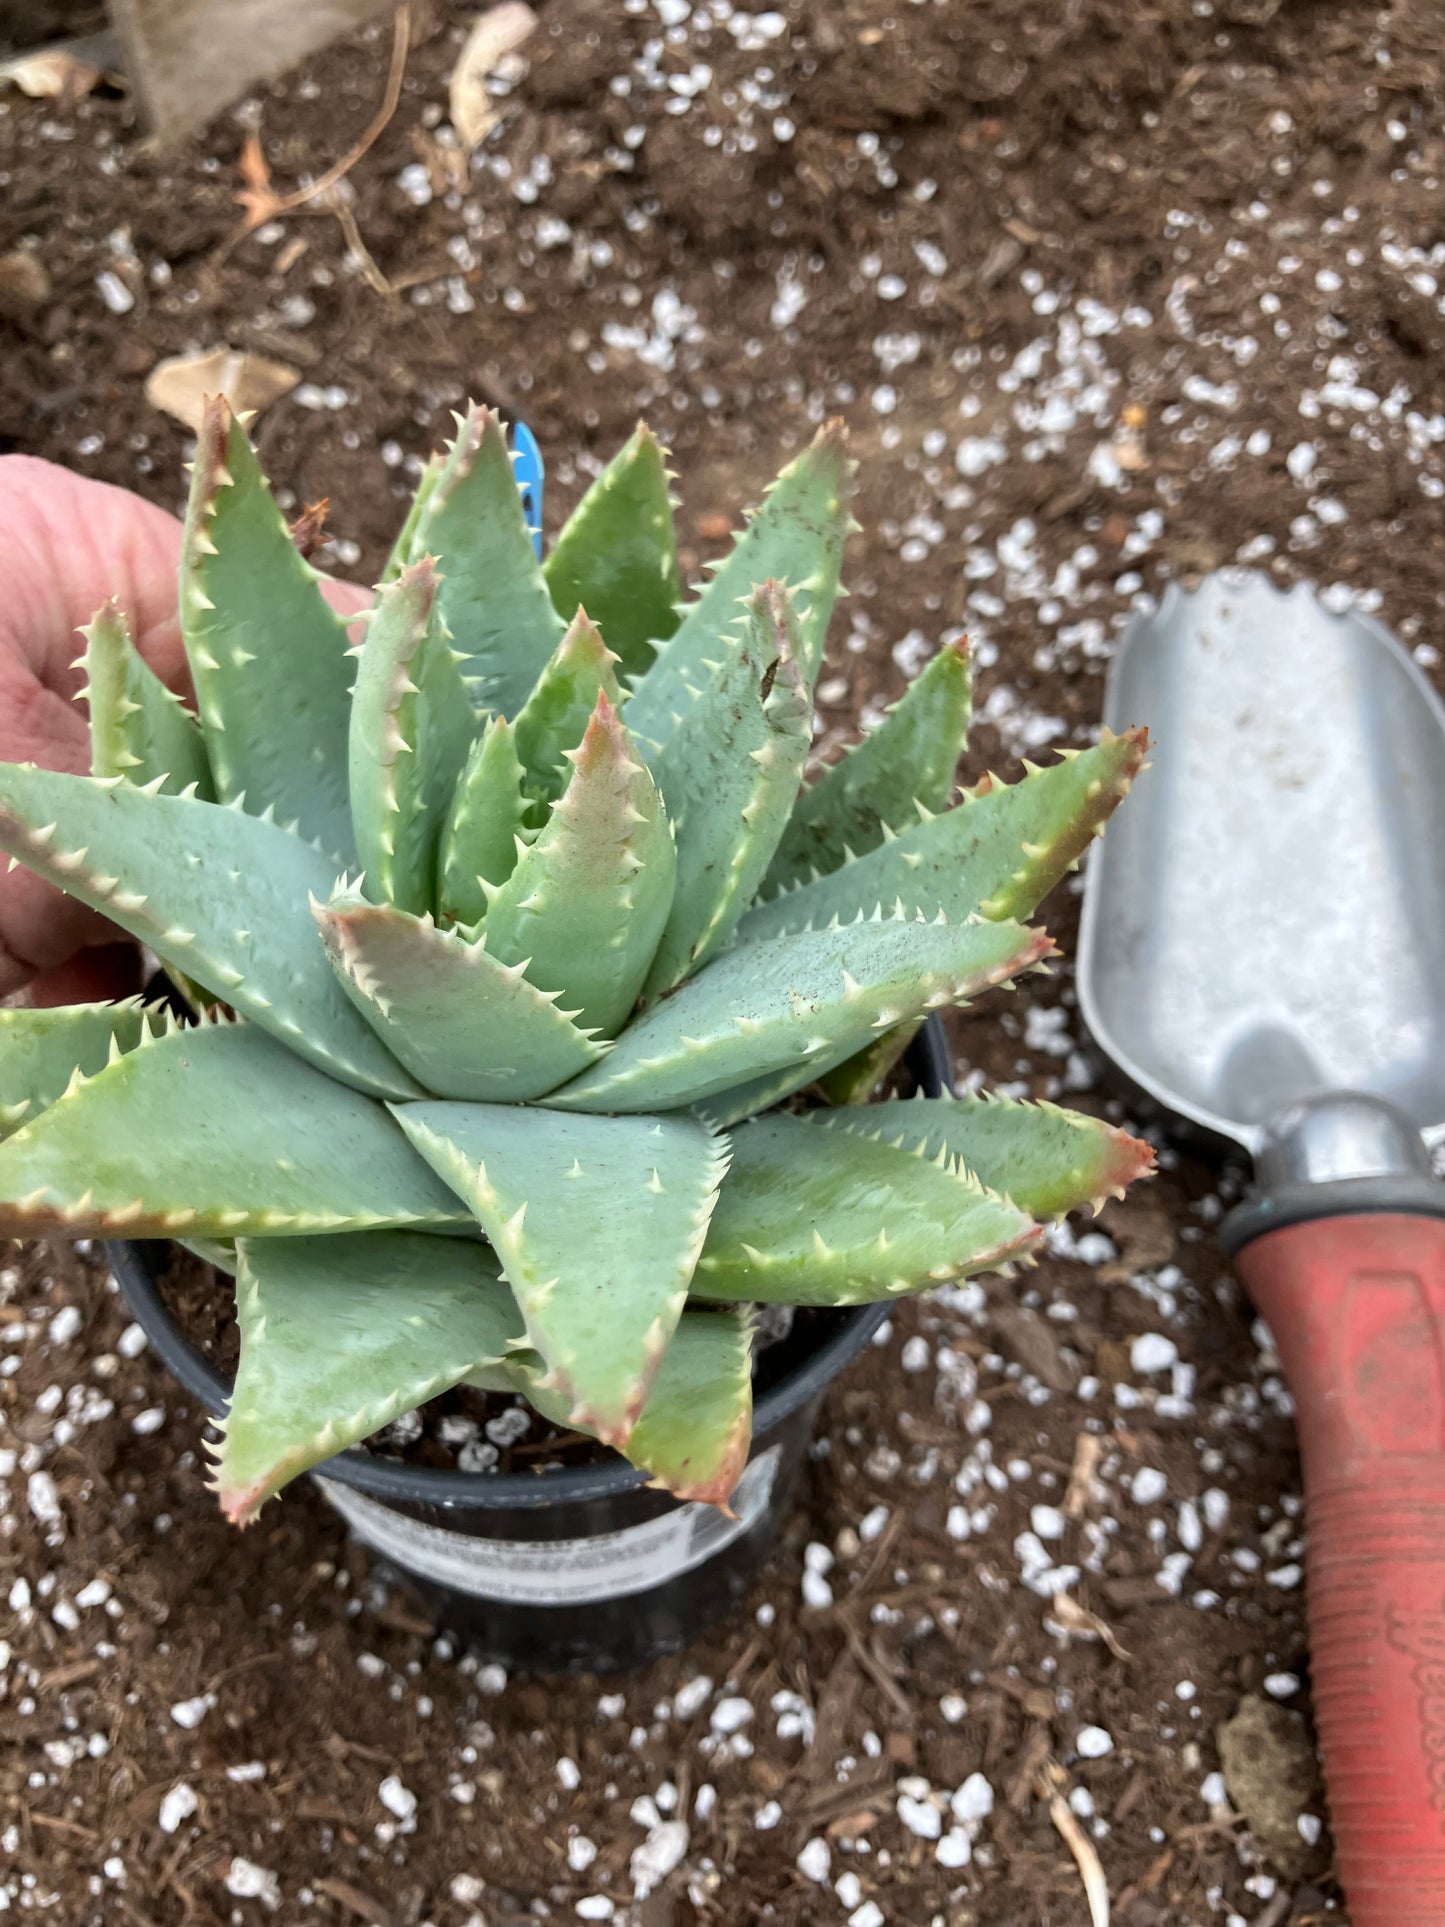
694, 1113, 1039, 1306
180, 397, 354, 861
806, 1093, 1156, 1223
743, 730, 1145, 943
410, 402, 565, 715
543, 420, 682, 679
478, 694, 675, 1036
626, 421, 855, 757
396, 1104, 727, 1446
217, 1234, 521, 1521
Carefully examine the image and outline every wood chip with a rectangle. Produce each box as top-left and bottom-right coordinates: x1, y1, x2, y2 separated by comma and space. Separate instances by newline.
1096, 1193, 1175, 1281
802, 1648, 859, 1784
1064, 1432, 1104, 1519
844, 1628, 914, 1727
448, 2, 538, 152
824, 1809, 877, 1839
37, 1657, 101, 1692
988, 1301, 1075, 1392
0, 251, 51, 308
144, 347, 300, 432
28, 1810, 100, 1842
1004, 1721, 1054, 1811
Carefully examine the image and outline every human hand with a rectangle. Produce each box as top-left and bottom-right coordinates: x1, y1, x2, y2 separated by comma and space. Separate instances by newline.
0, 455, 366, 1004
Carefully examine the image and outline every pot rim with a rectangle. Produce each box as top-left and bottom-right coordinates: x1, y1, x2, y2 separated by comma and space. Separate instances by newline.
107, 1017, 951, 1513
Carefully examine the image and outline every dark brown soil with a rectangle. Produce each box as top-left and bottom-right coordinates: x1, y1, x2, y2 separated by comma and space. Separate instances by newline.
6, 0, 1445, 1919
0, 1, 108, 58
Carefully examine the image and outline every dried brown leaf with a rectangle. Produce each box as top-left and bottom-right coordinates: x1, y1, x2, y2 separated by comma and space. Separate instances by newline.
236, 130, 283, 230
1096, 1193, 1175, 1281
288, 500, 331, 560
144, 347, 300, 432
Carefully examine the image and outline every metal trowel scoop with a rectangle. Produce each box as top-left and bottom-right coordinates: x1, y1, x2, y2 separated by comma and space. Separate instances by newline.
1079, 572, 1445, 1927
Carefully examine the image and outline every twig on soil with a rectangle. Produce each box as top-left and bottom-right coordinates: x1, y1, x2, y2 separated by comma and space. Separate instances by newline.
1039, 1762, 1110, 1927
843, 1627, 914, 1727
200, 1649, 285, 1695
722, 1635, 764, 1693
236, 7, 412, 231
27, 1810, 99, 1843
1004, 1722, 1054, 1811
315, 1877, 398, 1926
330, 197, 393, 298
1251, 1893, 1292, 1927
853, 1508, 904, 1594
795, 1778, 894, 1826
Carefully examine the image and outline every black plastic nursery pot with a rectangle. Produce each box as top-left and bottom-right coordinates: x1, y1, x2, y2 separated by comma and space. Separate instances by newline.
108, 1021, 951, 1674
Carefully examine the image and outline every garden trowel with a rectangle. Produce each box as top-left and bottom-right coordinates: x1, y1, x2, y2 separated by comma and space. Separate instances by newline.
1078, 571, 1445, 1927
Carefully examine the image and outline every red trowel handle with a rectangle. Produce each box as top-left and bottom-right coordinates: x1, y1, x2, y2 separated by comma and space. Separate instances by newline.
1237, 1213, 1445, 1925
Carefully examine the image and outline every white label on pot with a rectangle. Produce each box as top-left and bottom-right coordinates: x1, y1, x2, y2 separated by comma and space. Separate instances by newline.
314, 1447, 782, 1606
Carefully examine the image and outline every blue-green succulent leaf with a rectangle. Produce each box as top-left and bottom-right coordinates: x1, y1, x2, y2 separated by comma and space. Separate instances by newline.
0, 762, 418, 1099
692, 1112, 1039, 1305
395, 1102, 728, 1445
764, 634, 972, 894
349, 557, 475, 916
381, 453, 443, 584
643, 581, 810, 998
409, 404, 565, 714
80, 603, 214, 800
548, 913, 1052, 1114
436, 715, 530, 929
179, 396, 355, 864
625, 419, 853, 756
0, 999, 162, 1138
543, 423, 681, 678
0, 1018, 464, 1239
741, 729, 1149, 942
804, 1092, 1156, 1220
510, 609, 626, 816
511, 1303, 754, 1507
216, 1233, 518, 1523
314, 890, 608, 1100
480, 694, 675, 1036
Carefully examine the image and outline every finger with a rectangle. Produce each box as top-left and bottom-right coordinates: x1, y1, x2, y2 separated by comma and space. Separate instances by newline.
29, 943, 145, 1008
0, 864, 116, 995
0, 456, 372, 704
0, 459, 373, 1000
0, 457, 187, 700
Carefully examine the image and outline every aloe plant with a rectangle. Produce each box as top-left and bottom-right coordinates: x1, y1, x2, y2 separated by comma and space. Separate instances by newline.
0, 401, 1152, 1520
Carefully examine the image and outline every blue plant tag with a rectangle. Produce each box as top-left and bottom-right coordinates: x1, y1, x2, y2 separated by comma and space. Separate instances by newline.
512, 421, 544, 559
